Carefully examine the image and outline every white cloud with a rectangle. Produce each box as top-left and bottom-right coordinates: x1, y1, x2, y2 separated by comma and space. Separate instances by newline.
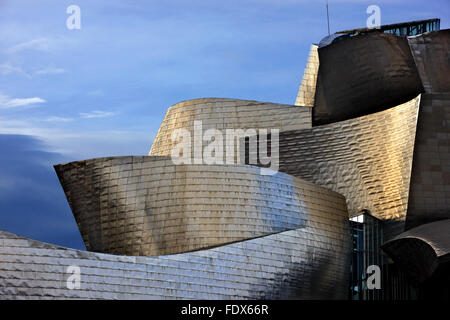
43, 116, 73, 122
0, 63, 25, 75
6, 38, 51, 54
0, 94, 46, 108
34, 67, 66, 75
5, 36, 75, 55
0, 116, 153, 159
0, 63, 65, 77
79, 110, 117, 119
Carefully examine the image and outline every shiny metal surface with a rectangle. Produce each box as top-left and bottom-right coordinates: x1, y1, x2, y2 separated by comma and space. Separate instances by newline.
382, 219, 450, 284
383, 30, 450, 285
404, 30, 450, 230
313, 33, 423, 125
54, 156, 347, 257
277, 96, 421, 225
151, 94, 421, 224
405, 93, 450, 230
408, 30, 450, 93
149, 98, 312, 157
3, 27, 448, 300
0, 207, 350, 299
295, 45, 319, 107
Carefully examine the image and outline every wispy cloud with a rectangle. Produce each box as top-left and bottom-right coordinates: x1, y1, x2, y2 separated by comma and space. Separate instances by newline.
34, 67, 66, 75
0, 63, 25, 75
43, 116, 73, 122
5, 36, 75, 55
79, 110, 117, 119
0, 116, 152, 159
0, 63, 65, 77
6, 38, 51, 54
0, 94, 46, 108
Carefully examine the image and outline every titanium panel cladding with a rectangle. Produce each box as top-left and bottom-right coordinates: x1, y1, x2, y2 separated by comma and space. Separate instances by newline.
313, 33, 423, 125
55, 156, 348, 257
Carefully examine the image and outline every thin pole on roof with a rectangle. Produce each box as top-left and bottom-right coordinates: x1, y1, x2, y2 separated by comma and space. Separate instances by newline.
326, 0, 331, 36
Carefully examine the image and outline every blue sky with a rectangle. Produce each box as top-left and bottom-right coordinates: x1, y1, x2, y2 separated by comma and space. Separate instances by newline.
0, 0, 448, 250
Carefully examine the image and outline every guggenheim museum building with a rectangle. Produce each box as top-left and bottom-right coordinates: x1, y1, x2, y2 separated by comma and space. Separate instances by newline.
0, 19, 449, 300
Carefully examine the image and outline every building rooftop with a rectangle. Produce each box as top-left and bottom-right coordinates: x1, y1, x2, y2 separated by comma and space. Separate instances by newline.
336, 18, 440, 37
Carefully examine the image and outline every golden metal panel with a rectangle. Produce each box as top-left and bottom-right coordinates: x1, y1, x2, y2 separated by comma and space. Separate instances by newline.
150, 93, 420, 224
278, 96, 421, 223
295, 44, 319, 107
55, 156, 348, 257
149, 98, 312, 157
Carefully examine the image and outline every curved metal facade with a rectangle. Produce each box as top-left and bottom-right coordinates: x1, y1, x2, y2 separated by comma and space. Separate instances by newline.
278, 96, 421, 224
0, 208, 350, 299
405, 93, 450, 230
1, 26, 448, 300
295, 44, 319, 107
408, 30, 450, 93
405, 30, 450, 230
55, 156, 347, 257
150, 94, 421, 225
382, 219, 450, 284
313, 33, 423, 125
150, 98, 312, 157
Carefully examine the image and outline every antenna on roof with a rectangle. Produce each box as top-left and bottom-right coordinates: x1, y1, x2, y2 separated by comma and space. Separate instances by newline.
326, 0, 331, 36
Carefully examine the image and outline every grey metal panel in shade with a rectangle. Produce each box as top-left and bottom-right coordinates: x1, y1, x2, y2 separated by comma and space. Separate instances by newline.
313, 33, 423, 125
405, 93, 450, 230
258, 96, 421, 228
381, 219, 450, 284
408, 30, 450, 93
0, 220, 350, 299
54, 156, 347, 257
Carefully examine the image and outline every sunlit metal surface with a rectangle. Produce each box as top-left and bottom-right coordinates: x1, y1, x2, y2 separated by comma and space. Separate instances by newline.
55, 156, 347, 257
278, 96, 421, 226
295, 45, 319, 107
149, 98, 312, 157
0, 209, 350, 299
151, 95, 421, 227
1, 25, 448, 300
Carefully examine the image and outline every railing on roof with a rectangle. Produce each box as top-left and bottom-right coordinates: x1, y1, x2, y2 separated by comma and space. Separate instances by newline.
336, 18, 440, 37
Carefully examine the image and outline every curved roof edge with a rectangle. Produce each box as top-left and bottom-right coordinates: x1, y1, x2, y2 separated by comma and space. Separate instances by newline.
381, 219, 450, 283
166, 97, 313, 111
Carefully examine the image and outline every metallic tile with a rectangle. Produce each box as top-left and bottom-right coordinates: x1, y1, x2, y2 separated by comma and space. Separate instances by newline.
55, 157, 348, 258
313, 33, 423, 125
295, 44, 319, 107
0, 221, 350, 299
